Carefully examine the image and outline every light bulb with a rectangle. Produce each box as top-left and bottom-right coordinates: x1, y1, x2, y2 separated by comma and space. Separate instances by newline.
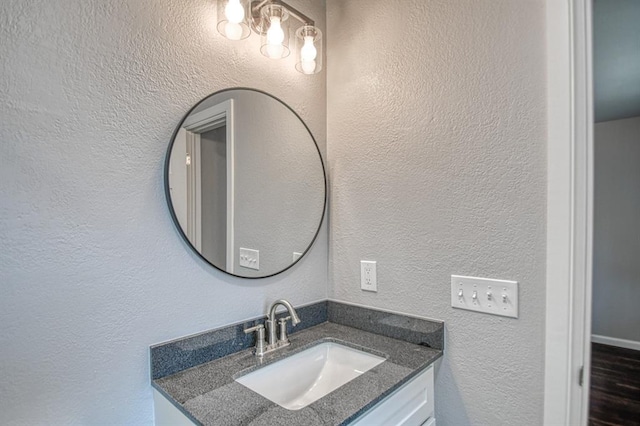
224, 22, 243, 40
224, 0, 245, 24
266, 17, 285, 58
299, 35, 317, 74
301, 60, 317, 74
300, 36, 317, 62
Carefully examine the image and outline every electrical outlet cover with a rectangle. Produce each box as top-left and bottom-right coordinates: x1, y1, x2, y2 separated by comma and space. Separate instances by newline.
361, 261, 377, 292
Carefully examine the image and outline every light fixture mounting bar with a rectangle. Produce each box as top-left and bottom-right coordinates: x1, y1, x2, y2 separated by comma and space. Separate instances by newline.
276, 0, 314, 26
251, 0, 314, 26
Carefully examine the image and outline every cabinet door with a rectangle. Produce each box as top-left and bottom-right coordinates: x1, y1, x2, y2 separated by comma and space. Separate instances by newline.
351, 365, 434, 426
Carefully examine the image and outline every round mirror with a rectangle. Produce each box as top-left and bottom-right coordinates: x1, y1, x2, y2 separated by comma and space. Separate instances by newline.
165, 88, 326, 278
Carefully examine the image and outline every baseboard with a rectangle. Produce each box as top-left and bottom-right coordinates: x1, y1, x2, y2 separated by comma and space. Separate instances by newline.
591, 334, 640, 351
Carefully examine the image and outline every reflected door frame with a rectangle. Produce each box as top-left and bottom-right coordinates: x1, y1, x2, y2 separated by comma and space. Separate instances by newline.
182, 99, 236, 273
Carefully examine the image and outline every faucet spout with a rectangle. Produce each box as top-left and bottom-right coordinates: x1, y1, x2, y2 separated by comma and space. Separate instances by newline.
268, 299, 301, 325
265, 299, 301, 348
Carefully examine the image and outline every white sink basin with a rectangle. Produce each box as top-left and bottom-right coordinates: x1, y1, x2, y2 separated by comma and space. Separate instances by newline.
235, 342, 386, 410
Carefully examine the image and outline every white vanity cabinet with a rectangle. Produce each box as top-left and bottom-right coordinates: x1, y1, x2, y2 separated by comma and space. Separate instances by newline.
351, 365, 435, 426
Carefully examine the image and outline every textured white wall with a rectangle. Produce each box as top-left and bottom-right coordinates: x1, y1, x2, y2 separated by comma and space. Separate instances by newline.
593, 116, 640, 342
0, 0, 326, 424
326, 1, 547, 425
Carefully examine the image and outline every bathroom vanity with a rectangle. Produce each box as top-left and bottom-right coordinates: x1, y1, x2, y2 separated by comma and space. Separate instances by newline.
156, 90, 443, 425
150, 301, 443, 426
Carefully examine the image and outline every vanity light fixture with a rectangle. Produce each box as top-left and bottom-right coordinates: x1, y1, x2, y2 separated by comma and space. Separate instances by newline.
216, 0, 323, 74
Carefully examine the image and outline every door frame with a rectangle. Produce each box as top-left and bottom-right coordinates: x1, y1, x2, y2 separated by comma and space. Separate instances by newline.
182, 99, 236, 273
544, 0, 593, 424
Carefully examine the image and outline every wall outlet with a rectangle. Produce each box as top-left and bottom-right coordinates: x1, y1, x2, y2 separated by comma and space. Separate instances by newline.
451, 275, 518, 318
239, 248, 259, 270
361, 261, 377, 292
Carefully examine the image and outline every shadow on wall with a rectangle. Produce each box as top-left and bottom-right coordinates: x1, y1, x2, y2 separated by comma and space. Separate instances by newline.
434, 349, 471, 425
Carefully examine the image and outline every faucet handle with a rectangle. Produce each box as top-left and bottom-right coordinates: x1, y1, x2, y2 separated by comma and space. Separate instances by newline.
277, 316, 293, 344
278, 316, 292, 325
244, 323, 266, 357
243, 323, 265, 334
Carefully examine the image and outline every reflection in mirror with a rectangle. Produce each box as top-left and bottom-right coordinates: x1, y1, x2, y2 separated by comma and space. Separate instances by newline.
166, 89, 326, 278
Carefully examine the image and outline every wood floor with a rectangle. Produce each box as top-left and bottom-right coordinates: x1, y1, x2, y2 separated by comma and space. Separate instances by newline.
589, 343, 640, 425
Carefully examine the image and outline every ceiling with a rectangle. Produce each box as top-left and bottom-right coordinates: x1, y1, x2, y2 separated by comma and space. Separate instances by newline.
593, 0, 640, 122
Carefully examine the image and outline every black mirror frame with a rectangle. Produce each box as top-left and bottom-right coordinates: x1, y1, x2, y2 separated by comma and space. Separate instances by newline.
164, 87, 327, 279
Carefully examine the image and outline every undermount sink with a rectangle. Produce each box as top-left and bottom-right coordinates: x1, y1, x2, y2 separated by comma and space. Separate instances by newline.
235, 342, 386, 410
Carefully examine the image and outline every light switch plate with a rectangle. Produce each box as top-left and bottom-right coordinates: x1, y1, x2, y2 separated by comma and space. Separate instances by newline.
239, 248, 259, 270
361, 261, 377, 292
451, 275, 518, 318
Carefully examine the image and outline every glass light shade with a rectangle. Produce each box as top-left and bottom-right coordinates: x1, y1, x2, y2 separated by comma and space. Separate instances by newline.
295, 25, 322, 74
260, 4, 291, 59
217, 0, 251, 41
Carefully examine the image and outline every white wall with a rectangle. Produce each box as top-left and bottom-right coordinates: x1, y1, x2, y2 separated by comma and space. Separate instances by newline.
326, 1, 547, 425
0, 0, 326, 424
593, 0, 640, 122
593, 116, 640, 343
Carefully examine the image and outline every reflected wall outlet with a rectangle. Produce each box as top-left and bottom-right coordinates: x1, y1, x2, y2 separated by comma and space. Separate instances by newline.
293, 252, 302, 262
240, 248, 259, 270
451, 275, 518, 318
361, 261, 377, 292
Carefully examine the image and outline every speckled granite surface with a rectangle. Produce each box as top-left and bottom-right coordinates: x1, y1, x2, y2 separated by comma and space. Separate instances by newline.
153, 320, 443, 426
327, 301, 444, 350
151, 301, 328, 379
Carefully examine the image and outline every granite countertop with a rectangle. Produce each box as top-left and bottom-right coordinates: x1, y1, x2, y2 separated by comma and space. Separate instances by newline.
153, 321, 442, 426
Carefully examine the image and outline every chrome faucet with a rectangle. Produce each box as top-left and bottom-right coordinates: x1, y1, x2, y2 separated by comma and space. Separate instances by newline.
244, 299, 301, 357
266, 299, 301, 347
